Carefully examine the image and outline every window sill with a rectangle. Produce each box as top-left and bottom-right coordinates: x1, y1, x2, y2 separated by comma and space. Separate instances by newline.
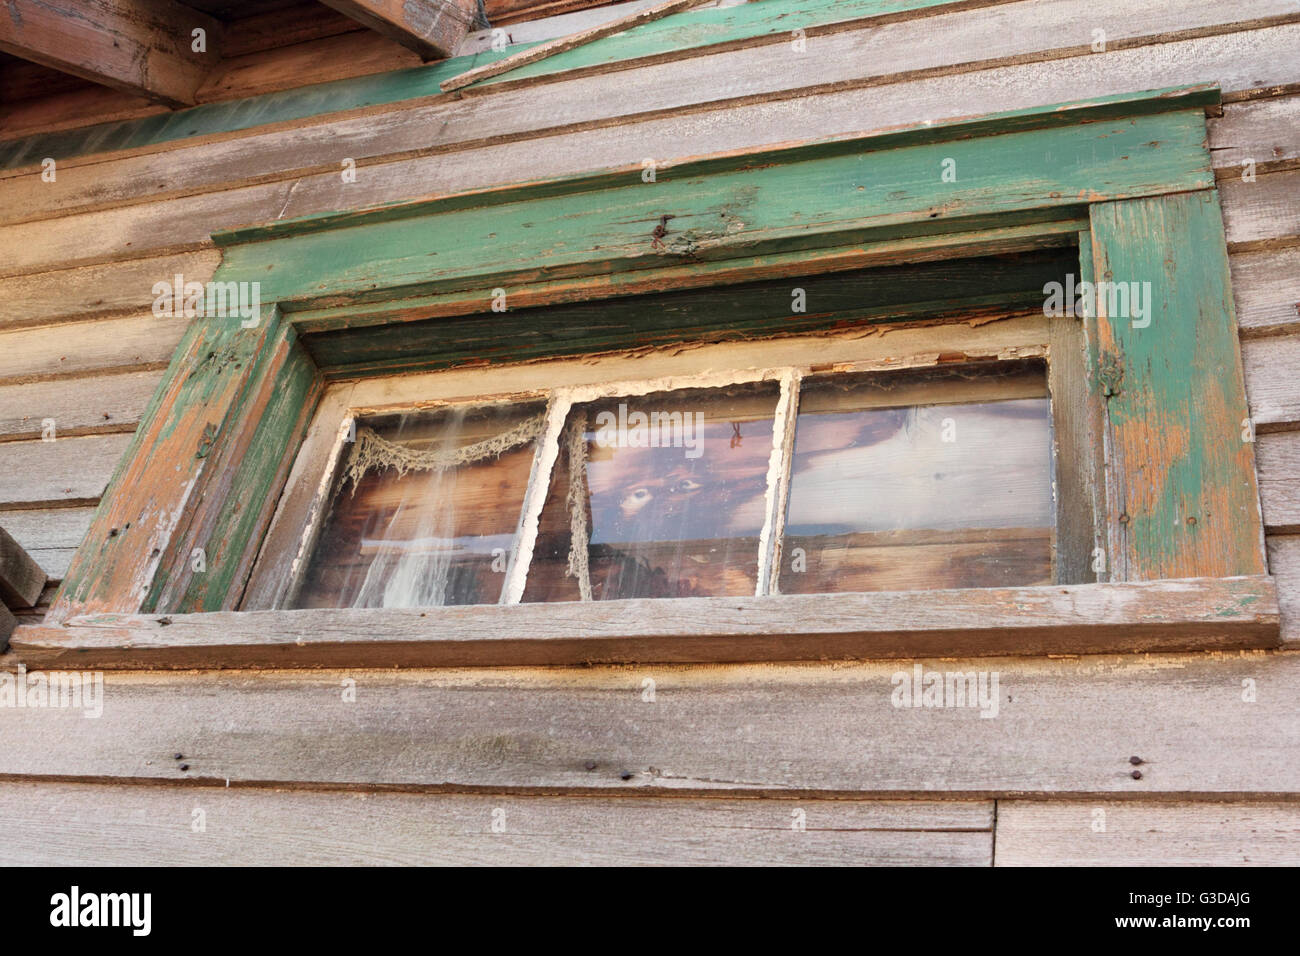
9, 576, 1279, 670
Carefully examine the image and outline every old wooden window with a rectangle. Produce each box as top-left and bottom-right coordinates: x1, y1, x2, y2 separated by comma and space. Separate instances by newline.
269, 355, 1056, 611
15, 86, 1279, 669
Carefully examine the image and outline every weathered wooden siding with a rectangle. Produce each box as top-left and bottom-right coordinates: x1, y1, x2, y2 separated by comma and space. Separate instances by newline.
1, 0, 1299, 863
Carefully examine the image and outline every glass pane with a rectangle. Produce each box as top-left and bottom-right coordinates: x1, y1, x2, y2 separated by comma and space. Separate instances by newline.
779, 361, 1053, 593
524, 382, 780, 601
295, 401, 546, 609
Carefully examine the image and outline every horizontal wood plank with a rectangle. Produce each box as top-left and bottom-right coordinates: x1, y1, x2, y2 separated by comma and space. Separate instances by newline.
0, 251, 221, 329
0, 781, 992, 866
0, 314, 185, 386
1209, 93, 1300, 176
0, 649, 1297, 795
11, 576, 1280, 669
1231, 244, 1300, 337
1219, 167, 1300, 251
0, 434, 131, 509
0, 370, 158, 441
1257, 431, 1300, 531
995, 799, 1300, 865
1244, 334, 1300, 430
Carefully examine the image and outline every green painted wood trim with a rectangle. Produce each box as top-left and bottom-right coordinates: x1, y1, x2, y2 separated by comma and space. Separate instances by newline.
48, 309, 315, 620
144, 320, 323, 613
214, 104, 1211, 320
1086, 191, 1266, 580
0, 0, 988, 171
215, 84, 1218, 248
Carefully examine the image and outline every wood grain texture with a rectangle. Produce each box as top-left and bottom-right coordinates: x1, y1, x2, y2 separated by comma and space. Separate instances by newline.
1231, 245, 1300, 337
0, 782, 992, 866
321, 0, 482, 60
1219, 168, 1300, 252
1257, 431, 1300, 531
0, 507, 94, 556
0, 601, 14, 642
0, 252, 221, 329
0, 370, 159, 441
0, 650, 1296, 795
0, 434, 130, 508
995, 800, 1300, 865
1266, 534, 1300, 644
0, 314, 185, 386
1210, 93, 1300, 177
1087, 192, 1266, 580
12, 576, 1280, 669
0, 525, 45, 608
1243, 334, 1300, 430
0, 0, 220, 107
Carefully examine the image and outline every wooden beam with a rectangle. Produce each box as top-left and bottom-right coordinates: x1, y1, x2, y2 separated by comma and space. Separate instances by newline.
11, 576, 1281, 669
1, 648, 1298, 796
441, 0, 710, 91
318, 0, 481, 60
0, 0, 220, 108
0, 525, 46, 609
1087, 192, 1267, 580
0, 782, 993, 866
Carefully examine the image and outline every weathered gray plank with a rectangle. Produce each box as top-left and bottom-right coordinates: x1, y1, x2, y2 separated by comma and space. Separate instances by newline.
1, 18, 1298, 277
14, 576, 1280, 669
0, 650, 1296, 795
0, 525, 45, 608
1231, 245, 1300, 337
0, 433, 131, 508
995, 799, 1300, 865
1219, 167, 1300, 251
0, 505, 95, 553
0, 250, 221, 328
1257, 431, 1300, 531
1244, 334, 1300, 429
1211, 93, 1300, 175
0, 313, 184, 386
0, 782, 992, 866
0, 369, 157, 440
1266, 533, 1300, 644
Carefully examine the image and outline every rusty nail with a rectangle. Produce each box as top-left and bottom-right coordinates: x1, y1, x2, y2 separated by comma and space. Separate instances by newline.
1129, 756, 1143, 765
1130, 769, 1143, 780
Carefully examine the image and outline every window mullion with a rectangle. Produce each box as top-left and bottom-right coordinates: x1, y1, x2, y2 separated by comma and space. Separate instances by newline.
755, 370, 802, 597
500, 392, 573, 604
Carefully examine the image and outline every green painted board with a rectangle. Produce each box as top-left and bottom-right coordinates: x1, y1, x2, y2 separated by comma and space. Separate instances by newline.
220, 108, 1211, 309
1086, 191, 1265, 580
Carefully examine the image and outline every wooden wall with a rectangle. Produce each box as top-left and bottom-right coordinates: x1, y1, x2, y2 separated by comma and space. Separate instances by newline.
1, 0, 1299, 863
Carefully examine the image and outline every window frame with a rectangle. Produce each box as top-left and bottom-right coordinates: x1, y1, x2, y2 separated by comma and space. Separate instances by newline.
13, 83, 1280, 668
